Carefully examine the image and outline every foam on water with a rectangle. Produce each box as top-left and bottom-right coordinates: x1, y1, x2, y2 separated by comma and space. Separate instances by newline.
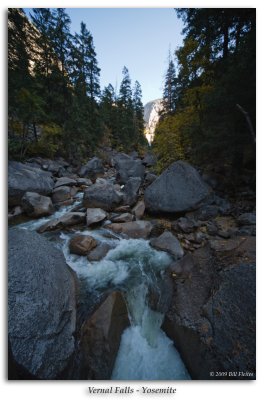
112, 326, 190, 380
17, 194, 83, 231
14, 193, 191, 380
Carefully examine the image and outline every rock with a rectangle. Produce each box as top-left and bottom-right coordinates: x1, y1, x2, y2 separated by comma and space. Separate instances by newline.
202, 263, 256, 378
69, 235, 97, 256
123, 177, 141, 206
95, 177, 108, 185
237, 212, 256, 226
163, 240, 256, 380
8, 206, 23, 220
172, 217, 197, 234
43, 159, 66, 176
8, 161, 54, 206
83, 183, 123, 211
132, 200, 145, 220
37, 212, 86, 233
150, 231, 184, 261
87, 242, 112, 261
129, 150, 139, 159
209, 236, 256, 268
21, 192, 54, 217
112, 152, 131, 167
79, 157, 104, 180
111, 213, 134, 223
142, 152, 157, 167
145, 161, 211, 214
144, 172, 157, 186
52, 185, 72, 204
76, 178, 93, 187
8, 229, 76, 379
107, 221, 153, 239
54, 177, 77, 188
86, 208, 107, 227
149, 219, 172, 237
78, 292, 129, 379
186, 205, 220, 221
170, 253, 196, 277
237, 225, 256, 236
115, 157, 145, 184
114, 205, 131, 213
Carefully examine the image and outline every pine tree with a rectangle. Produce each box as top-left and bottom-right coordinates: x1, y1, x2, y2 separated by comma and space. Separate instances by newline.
65, 22, 102, 155
132, 80, 146, 146
162, 54, 178, 114
117, 66, 134, 149
8, 8, 45, 158
71, 22, 100, 101
49, 8, 72, 123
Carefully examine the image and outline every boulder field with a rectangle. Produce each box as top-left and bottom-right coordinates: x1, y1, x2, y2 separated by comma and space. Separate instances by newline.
8, 150, 256, 380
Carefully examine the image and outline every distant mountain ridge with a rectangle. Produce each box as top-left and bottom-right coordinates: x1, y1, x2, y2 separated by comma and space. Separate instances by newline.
144, 99, 163, 144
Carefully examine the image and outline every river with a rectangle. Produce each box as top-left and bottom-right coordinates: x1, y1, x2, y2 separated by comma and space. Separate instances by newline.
14, 194, 190, 380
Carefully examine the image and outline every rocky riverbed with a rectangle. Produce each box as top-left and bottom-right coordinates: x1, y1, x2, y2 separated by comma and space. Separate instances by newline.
8, 149, 256, 380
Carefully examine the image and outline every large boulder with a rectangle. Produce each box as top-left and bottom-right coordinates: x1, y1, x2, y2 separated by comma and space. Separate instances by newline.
115, 156, 145, 184
150, 231, 184, 261
86, 208, 107, 227
21, 192, 54, 218
107, 220, 153, 239
69, 234, 97, 256
8, 229, 76, 379
145, 161, 211, 214
37, 212, 86, 233
123, 177, 141, 206
8, 161, 54, 206
83, 183, 123, 211
79, 157, 104, 180
78, 292, 129, 379
163, 237, 256, 380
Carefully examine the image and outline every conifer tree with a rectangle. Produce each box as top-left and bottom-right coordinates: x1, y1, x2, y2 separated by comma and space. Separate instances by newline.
50, 8, 72, 123
117, 66, 134, 149
132, 80, 146, 146
162, 54, 178, 114
66, 22, 102, 154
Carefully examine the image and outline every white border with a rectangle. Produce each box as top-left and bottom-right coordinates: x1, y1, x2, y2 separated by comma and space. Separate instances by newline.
1, 1, 262, 399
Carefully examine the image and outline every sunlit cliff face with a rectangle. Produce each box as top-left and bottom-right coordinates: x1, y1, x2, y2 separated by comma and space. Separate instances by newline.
144, 99, 163, 144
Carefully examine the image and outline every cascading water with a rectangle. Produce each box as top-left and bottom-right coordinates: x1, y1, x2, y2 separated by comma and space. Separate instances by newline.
13, 193, 190, 380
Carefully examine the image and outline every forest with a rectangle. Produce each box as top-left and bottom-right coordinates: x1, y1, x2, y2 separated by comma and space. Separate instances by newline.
8, 8, 147, 163
8, 8, 256, 180
155, 8, 256, 177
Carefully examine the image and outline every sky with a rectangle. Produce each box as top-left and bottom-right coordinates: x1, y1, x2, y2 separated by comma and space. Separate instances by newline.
24, 8, 183, 105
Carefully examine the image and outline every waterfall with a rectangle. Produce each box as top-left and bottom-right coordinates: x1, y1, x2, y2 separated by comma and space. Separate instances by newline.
13, 196, 190, 380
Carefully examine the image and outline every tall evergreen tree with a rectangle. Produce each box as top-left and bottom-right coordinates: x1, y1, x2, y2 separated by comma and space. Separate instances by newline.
162, 53, 178, 114
117, 66, 134, 148
65, 22, 102, 155
132, 80, 146, 146
8, 8, 45, 158
49, 8, 72, 123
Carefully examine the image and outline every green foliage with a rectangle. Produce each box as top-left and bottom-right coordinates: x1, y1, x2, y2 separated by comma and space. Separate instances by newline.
8, 9, 148, 161
155, 8, 256, 175
162, 55, 178, 114
27, 123, 62, 158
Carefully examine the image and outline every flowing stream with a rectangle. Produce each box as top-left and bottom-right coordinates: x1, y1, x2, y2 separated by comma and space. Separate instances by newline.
14, 194, 190, 380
